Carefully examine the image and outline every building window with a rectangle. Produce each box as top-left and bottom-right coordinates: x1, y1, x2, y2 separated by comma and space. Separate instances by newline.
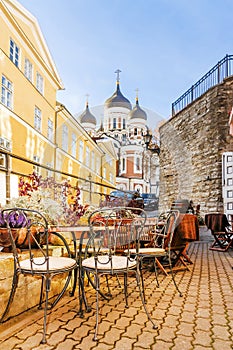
86, 146, 90, 167
0, 153, 6, 168
135, 156, 141, 171
110, 172, 113, 183
122, 158, 126, 172
24, 58, 33, 81
71, 133, 77, 157
122, 134, 126, 142
36, 72, 44, 94
113, 118, 117, 129
79, 140, 84, 162
96, 157, 100, 175
122, 119, 126, 129
46, 162, 52, 178
227, 166, 232, 174
47, 118, 53, 141
34, 106, 42, 131
1, 75, 13, 109
62, 124, 68, 151
10, 39, 20, 67
134, 128, 138, 136
33, 155, 40, 174
91, 151, 95, 170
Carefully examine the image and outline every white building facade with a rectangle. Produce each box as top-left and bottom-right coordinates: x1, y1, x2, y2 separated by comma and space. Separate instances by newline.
79, 71, 159, 195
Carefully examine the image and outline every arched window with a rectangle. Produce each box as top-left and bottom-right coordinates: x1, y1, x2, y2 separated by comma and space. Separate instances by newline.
136, 157, 140, 171
122, 158, 126, 172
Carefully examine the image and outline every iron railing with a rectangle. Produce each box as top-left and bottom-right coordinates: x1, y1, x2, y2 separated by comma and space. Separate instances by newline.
172, 54, 233, 116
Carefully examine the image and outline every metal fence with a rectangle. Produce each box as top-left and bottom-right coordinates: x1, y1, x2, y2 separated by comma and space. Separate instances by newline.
172, 54, 233, 116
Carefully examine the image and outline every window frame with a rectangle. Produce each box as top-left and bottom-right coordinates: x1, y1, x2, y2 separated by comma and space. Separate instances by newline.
1, 75, 13, 109
10, 38, 20, 67
34, 106, 42, 131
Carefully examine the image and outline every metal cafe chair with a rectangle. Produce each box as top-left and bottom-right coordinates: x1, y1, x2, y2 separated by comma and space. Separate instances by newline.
128, 210, 183, 299
0, 208, 77, 344
79, 206, 157, 341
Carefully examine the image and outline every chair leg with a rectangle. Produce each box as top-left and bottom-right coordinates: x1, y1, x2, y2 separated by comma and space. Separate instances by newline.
41, 276, 51, 344
168, 252, 183, 297
70, 266, 78, 296
78, 268, 91, 316
0, 268, 19, 322
135, 265, 158, 330
138, 259, 146, 302
123, 273, 129, 308
50, 272, 72, 309
93, 273, 100, 341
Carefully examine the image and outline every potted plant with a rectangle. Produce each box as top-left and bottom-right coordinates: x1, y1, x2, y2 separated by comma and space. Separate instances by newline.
0, 210, 28, 250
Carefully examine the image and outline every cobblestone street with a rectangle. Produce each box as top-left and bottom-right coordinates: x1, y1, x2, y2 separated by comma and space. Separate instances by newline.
0, 228, 233, 350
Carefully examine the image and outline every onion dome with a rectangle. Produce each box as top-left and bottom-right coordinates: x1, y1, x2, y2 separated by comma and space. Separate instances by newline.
105, 69, 132, 110
129, 96, 147, 120
79, 102, 96, 125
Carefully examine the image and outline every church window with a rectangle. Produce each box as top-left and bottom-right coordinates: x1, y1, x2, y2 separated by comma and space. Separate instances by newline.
136, 157, 140, 171
134, 128, 137, 135
122, 158, 126, 172
113, 118, 117, 129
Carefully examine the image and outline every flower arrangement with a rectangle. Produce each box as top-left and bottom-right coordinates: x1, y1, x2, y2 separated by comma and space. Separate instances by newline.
7, 172, 88, 227
0, 211, 27, 228
5, 190, 63, 225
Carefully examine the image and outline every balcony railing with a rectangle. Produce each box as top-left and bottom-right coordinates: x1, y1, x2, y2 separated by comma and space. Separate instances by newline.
172, 54, 233, 116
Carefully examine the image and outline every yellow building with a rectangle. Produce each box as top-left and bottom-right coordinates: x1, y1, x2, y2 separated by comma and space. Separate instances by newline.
0, 0, 116, 206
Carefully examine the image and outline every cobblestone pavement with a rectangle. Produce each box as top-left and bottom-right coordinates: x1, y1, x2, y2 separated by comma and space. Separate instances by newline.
0, 228, 233, 350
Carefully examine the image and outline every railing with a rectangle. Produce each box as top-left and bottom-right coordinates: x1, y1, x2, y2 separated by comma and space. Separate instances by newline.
172, 54, 233, 116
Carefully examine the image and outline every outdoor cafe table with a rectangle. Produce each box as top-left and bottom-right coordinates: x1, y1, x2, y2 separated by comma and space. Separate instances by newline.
49, 225, 91, 296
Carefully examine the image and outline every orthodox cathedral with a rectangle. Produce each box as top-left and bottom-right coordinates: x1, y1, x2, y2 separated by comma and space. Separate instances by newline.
79, 70, 159, 196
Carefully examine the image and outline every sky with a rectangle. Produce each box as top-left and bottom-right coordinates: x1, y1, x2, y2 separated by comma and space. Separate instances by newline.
17, 0, 233, 129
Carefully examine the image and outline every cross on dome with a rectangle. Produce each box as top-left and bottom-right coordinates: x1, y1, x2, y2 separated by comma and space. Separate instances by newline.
115, 69, 121, 83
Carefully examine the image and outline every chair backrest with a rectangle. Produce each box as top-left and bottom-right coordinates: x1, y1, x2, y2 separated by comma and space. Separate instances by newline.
1, 208, 69, 273
86, 207, 147, 257
162, 211, 180, 249
149, 210, 179, 249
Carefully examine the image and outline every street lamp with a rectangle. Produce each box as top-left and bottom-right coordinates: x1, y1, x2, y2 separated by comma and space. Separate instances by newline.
94, 132, 122, 176
143, 128, 160, 155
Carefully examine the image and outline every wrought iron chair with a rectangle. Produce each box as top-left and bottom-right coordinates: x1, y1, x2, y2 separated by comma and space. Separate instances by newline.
79, 206, 157, 341
0, 208, 77, 344
128, 210, 183, 298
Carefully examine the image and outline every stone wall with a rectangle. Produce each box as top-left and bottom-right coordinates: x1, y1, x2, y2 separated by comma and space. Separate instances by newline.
159, 76, 233, 217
